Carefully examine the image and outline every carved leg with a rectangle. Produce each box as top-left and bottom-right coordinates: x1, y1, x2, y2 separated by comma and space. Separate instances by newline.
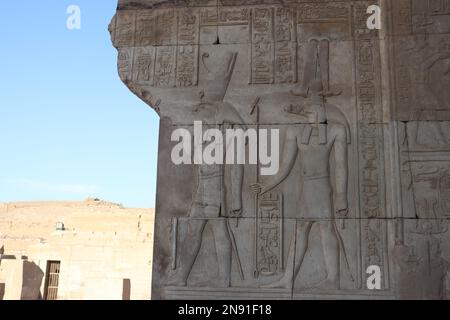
166, 218, 207, 286
210, 219, 232, 288
318, 221, 340, 290
263, 221, 313, 288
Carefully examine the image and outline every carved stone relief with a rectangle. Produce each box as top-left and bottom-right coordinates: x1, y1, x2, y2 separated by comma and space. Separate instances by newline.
110, 0, 450, 299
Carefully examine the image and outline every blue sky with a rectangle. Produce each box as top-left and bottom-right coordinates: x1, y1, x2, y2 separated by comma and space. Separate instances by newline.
0, 1, 159, 208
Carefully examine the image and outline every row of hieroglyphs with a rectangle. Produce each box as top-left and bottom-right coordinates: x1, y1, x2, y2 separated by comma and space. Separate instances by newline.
112, 2, 381, 87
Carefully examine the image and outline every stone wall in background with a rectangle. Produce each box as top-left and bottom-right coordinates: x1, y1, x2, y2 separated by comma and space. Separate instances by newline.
110, 0, 450, 299
0, 199, 154, 300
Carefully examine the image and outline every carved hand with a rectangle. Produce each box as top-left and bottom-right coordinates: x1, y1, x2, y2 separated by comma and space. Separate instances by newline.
229, 208, 243, 218
335, 194, 348, 217
250, 183, 266, 195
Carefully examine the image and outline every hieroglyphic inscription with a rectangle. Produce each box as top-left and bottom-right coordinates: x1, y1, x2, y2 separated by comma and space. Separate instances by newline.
136, 11, 155, 46
116, 8, 200, 88
297, 2, 351, 40
357, 41, 381, 217
257, 193, 283, 276
178, 9, 200, 45
115, 10, 136, 47
118, 47, 134, 82
200, 7, 250, 26
154, 46, 176, 87
177, 9, 200, 87
219, 7, 250, 25
275, 7, 297, 83
396, 65, 412, 116
133, 47, 155, 83
156, 9, 177, 45
176, 46, 199, 87
297, 2, 350, 23
353, 1, 380, 39
251, 8, 274, 84
200, 8, 218, 26
356, 38, 387, 288
391, 0, 412, 35
363, 219, 384, 269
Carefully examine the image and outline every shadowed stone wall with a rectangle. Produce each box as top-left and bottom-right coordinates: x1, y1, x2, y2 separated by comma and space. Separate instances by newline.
110, 0, 450, 299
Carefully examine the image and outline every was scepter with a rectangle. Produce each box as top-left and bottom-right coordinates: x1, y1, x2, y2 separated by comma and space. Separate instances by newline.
250, 96, 261, 279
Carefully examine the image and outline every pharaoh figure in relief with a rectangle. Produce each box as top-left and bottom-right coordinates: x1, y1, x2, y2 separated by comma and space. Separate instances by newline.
404, 31, 450, 148
167, 52, 246, 288
252, 38, 352, 289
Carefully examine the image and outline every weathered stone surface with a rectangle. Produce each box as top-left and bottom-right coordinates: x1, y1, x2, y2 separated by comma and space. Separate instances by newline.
111, 0, 450, 299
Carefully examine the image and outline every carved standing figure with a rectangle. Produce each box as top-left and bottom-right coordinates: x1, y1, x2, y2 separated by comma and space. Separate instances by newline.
252, 78, 350, 289
167, 52, 245, 288
405, 33, 450, 147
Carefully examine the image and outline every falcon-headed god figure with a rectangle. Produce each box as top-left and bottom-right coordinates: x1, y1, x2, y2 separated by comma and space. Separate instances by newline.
167, 52, 245, 288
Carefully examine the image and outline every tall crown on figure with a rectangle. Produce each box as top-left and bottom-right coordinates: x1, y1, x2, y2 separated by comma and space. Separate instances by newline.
199, 52, 238, 103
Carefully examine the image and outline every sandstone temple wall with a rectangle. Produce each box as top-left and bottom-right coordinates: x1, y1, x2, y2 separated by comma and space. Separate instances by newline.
110, 0, 450, 299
